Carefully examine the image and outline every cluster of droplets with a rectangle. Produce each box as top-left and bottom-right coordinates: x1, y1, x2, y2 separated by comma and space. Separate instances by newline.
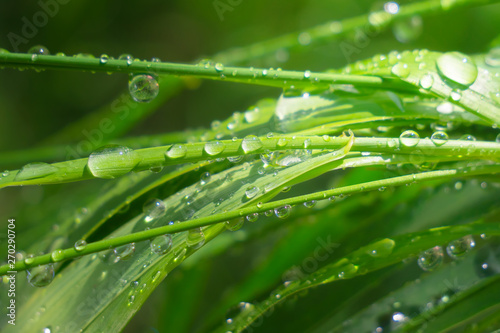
224, 203, 294, 232
382, 49, 483, 110
99, 243, 136, 265
23, 47, 163, 103
417, 235, 475, 271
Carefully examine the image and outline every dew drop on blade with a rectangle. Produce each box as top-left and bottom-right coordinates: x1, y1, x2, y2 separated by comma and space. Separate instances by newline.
150, 234, 173, 255
27, 264, 55, 287
436, 52, 478, 87
129, 74, 159, 103
417, 246, 444, 271
87, 145, 138, 179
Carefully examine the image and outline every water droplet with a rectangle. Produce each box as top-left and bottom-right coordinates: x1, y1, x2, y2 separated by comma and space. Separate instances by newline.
211, 120, 222, 131
151, 270, 161, 283
460, 134, 476, 141
384, 1, 399, 14
446, 235, 475, 259
200, 172, 211, 186
187, 228, 205, 249
298, 32, 311, 45
277, 137, 289, 147
430, 131, 449, 146
399, 130, 420, 147
367, 238, 396, 257
28, 45, 49, 55
74, 53, 94, 59
51, 249, 65, 262
15, 162, 58, 181
27, 264, 54, 287
303, 138, 312, 149
436, 52, 478, 87
241, 135, 263, 153
227, 155, 243, 163
485, 47, 500, 67
450, 89, 462, 101
496, 133, 500, 143
226, 218, 244, 231
128, 74, 159, 103
2, 170, 10, 177
245, 186, 260, 199
119, 54, 134, 65
419, 73, 434, 89
303, 200, 316, 208
113, 243, 135, 261
260, 151, 276, 166
173, 248, 187, 262
74, 207, 88, 224
204, 141, 225, 155
166, 144, 187, 159
246, 213, 259, 222
24, 254, 35, 266
143, 198, 167, 222
88, 145, 138, 179
150, 165, 163, 173
391, 63, 410, 78
392, 311, 408, 323
393, 15, 423, 43
149, 234, 172, 255
244, 108, 261, 124
99, 54, 109, 64
214, 63, 225, 72
274, 205, 291, 219
417, 246, 444, 271
74, 239, 87, 252
303, 70, 311, 79
128, 295, 135, 306
436, 102, 455, 114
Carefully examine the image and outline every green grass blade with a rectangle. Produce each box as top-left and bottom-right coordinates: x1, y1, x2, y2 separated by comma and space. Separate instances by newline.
220, 222, 500, 333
